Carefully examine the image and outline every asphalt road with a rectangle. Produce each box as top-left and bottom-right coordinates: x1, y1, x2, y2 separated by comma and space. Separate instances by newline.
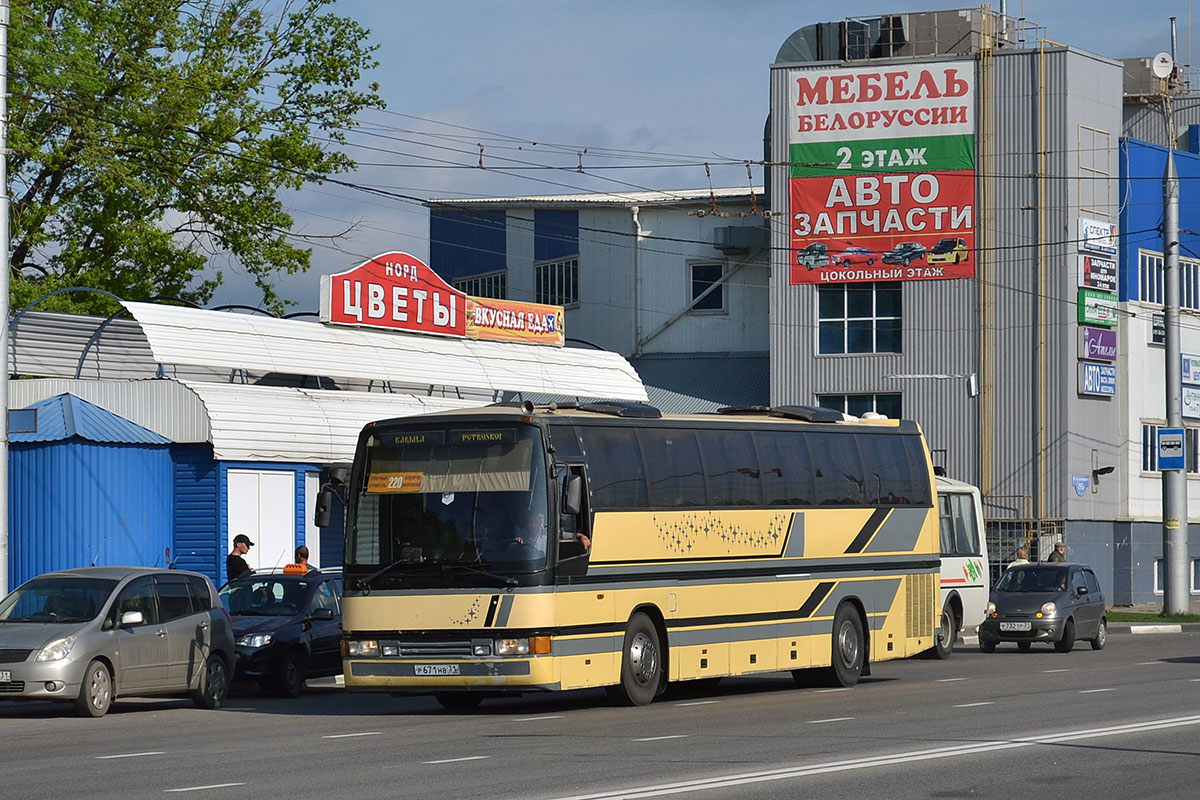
2, 631, 1198, 800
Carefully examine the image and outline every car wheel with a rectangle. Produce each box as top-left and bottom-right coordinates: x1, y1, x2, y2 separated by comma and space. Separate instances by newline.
435, 692, 483, 711
867, 258, 875, 265
191, 654, 229, 709
1054, 619, 1076, 653
979, 639, 996, 654
1017, 641, 1032, 652
1091, 618, 1107, 650
930, 605, 957, 659
821, 603, 864, 687
276, 651, 308, 698
903, 258, 911, 267
607, 612, 664, 706
75, 660, 113, 718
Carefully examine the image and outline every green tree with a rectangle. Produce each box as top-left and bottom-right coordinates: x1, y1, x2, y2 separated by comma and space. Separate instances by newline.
8, 0, 383, 315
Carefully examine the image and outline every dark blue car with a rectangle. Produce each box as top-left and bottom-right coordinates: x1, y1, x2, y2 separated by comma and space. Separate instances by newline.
218, 568, 343, 697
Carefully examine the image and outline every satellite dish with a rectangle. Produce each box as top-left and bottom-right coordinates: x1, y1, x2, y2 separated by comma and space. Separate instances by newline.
1152, 52, 1174, 79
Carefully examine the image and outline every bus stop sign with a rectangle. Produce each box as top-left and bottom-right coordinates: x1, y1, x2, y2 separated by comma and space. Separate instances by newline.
1159, 427, 1185, 470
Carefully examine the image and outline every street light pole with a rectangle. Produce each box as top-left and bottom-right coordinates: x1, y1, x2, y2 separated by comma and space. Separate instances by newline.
1163, 111, 1190, 615
0, 0, 10, 597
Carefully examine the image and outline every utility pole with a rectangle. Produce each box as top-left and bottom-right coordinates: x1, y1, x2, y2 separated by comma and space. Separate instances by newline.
1162, 18, 1190, 615
0, 0, 10, 597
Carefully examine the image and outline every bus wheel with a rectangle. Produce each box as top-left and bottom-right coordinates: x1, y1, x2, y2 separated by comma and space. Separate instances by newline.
608, 612, 663, 706
931, 605, 957, 660
435, 692, 483, 711
823, 604, 864, 687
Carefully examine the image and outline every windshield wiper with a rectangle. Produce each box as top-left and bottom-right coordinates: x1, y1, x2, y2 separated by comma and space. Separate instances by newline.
439, 561, 517, 587
358, 558, 428, 591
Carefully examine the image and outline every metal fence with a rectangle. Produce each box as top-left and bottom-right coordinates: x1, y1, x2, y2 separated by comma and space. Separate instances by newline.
982, 493, 1064, 586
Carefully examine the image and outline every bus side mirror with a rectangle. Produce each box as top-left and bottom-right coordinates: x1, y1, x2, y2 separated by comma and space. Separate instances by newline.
563, 474, 583, 516
315, 489, 333, 528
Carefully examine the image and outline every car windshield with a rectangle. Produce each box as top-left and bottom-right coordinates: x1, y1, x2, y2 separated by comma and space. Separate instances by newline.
220, 577, 309, 616
932, 240, 955, 252
995, 566, 1067, 593
0, 577, 117, 623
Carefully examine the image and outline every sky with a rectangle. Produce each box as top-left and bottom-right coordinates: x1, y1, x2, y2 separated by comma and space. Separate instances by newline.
206, 0, 1200, 313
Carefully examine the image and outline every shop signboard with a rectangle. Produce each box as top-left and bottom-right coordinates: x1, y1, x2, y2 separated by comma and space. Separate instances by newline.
1184, 386, 1200, 419
1078, 254, 1117, 292
1077, 288, 1118, 327
1079, 362, 1117, 396
1078, 217, 1117, 255
1078, 326, 1117, 362
1182, 353, 1200, 385
1152, 313, 1165, 345
320, 252, 565, 346
786, 62, 976, 285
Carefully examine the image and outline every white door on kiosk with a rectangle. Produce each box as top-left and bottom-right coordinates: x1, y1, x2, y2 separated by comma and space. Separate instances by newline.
227, 469, 295, 571
304, 472, 321, 569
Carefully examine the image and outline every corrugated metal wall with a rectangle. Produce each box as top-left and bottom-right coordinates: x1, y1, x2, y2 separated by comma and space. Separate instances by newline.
172, 444, 221, 583
770, 47, 1123, 522
9, 441, 173, 587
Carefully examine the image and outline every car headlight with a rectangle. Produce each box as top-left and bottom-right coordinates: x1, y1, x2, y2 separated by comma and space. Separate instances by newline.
236, 633, 274, 649
36, 636, 77, 662
494, 638, 530, 656
985, 602, 996, 616
1039, 602, 1057, 617
347, 639, 379, 657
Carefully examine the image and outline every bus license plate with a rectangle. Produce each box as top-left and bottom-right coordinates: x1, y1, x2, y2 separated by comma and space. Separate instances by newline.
414, 664, 460, 676
999, 622, 1031, 631
0, 671, 10, 682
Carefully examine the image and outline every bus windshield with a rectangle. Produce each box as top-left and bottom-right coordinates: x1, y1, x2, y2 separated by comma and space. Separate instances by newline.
346, 424, 550, 584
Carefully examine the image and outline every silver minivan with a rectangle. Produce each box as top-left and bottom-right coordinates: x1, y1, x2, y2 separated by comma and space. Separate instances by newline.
0, 566, 235, 716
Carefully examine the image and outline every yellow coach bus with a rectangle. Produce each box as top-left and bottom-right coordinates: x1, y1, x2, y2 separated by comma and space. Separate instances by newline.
340, 401, 940, 709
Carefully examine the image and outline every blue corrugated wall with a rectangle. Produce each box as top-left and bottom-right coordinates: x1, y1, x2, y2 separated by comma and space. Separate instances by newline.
172, 444, 221, 583
9, 441, 173, 587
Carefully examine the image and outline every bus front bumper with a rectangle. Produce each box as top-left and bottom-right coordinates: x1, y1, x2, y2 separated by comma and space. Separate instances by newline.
344, 657, 557, 691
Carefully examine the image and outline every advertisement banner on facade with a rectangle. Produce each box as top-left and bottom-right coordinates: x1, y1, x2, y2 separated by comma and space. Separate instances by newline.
1184, 386, 1200, 419
1077, 288, 1118, 327
1078, 217, 1118, 256
786, 62, 976, 286
1078, 326, 1117, 362
320, 252, 565, 346
1078, 254, 1117, 292
1182, 353, 1200, 384
1078, 362, 1117, 396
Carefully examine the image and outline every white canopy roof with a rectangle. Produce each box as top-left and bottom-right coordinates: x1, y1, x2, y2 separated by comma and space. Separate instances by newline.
178, 380, 480, 462
121, 301, 647, 401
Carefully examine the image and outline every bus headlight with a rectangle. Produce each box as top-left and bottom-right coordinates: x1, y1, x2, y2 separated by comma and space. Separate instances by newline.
347, 639, 379, 657
494, 638, 530, 655
985, 602, 995, 616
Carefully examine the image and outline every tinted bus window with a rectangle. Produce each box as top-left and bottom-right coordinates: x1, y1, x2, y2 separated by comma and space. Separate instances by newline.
548, 424, 583, 461
579, 426, 648, 509
755, 430, 814, 506
806, 431, 866, 505
638, 428, 706, 508
857, 433, 914, 504
699, 429, 763, 506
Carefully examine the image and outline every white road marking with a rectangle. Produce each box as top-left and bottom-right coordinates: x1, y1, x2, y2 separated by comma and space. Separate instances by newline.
953, 702, 995, 708
1042, 669, 1072, 673
547, 714, 1200, 799
633, 735, 689, 742
96, 751, 164, 760
815, 687, 852, 693
937, 677, 968, 682
323, 732, 382, 739
1079, 688, 1117, 694
675, 700, 720, 707
424, 756, 490, 765
164, 784, 246, 793
807, 717, 853, 724
1136, 661, 1162, 666
514, 715, 564, 721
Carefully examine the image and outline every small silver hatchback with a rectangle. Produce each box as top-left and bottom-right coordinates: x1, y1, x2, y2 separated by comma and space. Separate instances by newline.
0, 566, 235, 717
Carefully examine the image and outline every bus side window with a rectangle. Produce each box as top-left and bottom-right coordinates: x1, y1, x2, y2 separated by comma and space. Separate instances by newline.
556, 464, 591, 572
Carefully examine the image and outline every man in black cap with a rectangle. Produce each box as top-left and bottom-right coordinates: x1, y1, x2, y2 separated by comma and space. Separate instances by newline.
227, 533, 255, 581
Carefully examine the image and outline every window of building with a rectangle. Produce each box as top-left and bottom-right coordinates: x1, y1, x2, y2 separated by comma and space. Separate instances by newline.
689, 262, 726, 312
1140, 422, 1200, 473
818, 393, 902, 419
1155, 558, 1164, 595
536, 256, 579, 307
1137, 249, 1200, 309
454, 271, 507, 299
1192, 558, 1200, 594
817, 283, 901, 354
